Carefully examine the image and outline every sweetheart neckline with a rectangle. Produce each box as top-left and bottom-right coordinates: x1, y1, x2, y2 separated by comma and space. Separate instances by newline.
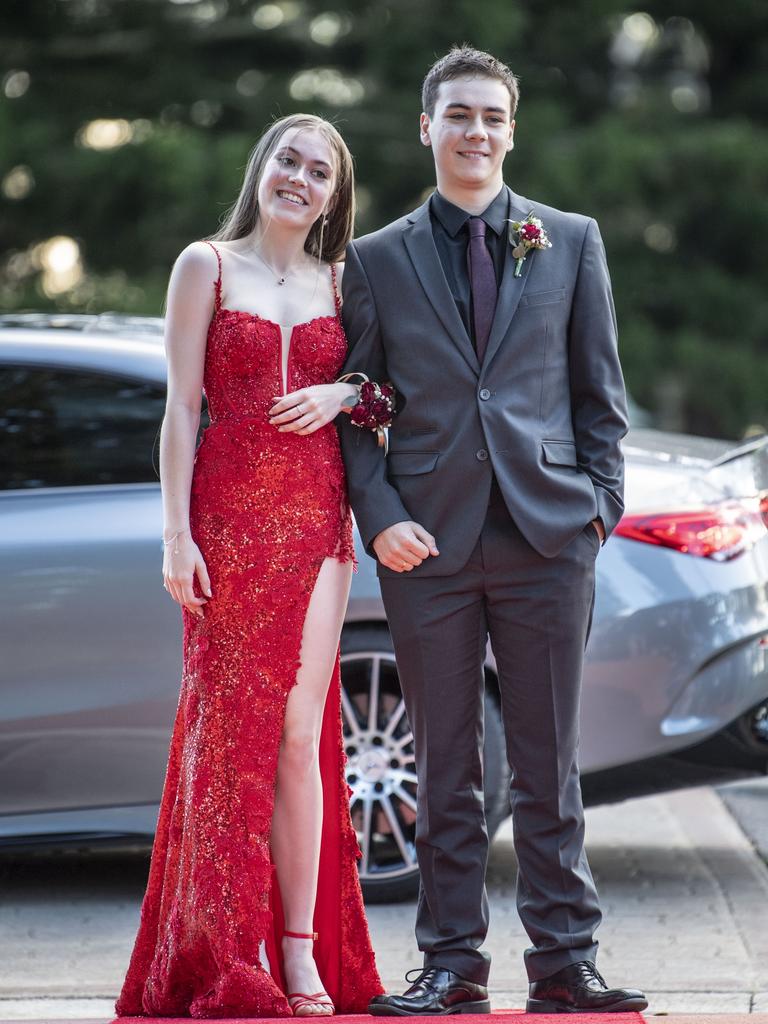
214, 307, 340, 335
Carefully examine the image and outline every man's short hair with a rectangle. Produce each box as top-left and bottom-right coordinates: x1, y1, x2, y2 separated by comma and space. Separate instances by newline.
422, 45, 520, 119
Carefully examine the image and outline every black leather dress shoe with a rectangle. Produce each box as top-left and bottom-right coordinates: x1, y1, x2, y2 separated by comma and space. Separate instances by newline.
527, 961, 648, 1013
369, 967, 491, 1016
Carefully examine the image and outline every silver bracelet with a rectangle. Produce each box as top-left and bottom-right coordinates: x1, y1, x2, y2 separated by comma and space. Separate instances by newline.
162, 529, 187, 555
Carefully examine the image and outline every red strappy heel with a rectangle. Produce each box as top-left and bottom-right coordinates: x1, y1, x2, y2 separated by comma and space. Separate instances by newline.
283, 931, 335, 1017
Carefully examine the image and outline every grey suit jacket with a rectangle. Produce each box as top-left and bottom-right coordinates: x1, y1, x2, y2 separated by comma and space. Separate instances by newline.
338, 186, 628, 577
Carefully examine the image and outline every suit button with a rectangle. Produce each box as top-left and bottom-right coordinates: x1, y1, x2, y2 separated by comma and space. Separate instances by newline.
476, 449, 489, 461
479, 388, 491, 401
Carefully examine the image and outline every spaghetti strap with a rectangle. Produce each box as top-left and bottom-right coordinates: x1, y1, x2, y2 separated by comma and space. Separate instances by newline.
203, 240, 223, 312
330, 262, 342, 319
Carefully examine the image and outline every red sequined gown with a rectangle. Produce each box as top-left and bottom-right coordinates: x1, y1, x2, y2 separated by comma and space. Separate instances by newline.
115, 242, 383, 1018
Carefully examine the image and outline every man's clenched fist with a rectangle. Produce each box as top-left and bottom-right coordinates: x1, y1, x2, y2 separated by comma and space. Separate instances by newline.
373, 521, 439, 572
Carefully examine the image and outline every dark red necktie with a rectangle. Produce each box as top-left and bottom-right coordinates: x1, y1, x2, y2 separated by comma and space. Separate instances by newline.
468, 216, 498, 363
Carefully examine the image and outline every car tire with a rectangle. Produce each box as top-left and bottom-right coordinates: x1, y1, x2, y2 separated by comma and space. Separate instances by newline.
726, 698, 768, 765
340, 625, 510, 904
681, 698, 768, 772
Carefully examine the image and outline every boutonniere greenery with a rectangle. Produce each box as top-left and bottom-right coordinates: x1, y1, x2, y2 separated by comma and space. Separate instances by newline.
508, 212, 552, 277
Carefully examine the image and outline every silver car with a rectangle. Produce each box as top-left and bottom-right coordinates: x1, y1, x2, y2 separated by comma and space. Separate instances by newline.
2, 313, 767, 902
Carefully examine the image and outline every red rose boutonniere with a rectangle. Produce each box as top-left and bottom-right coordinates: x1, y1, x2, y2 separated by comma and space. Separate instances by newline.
337, 372, 395, 452
508, 212, 552, 278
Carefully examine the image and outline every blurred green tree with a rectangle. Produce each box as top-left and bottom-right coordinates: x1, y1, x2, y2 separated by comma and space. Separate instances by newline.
1, 0, 766, 439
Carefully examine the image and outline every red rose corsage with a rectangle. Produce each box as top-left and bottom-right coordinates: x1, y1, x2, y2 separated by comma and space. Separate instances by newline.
337, 372, 395, 452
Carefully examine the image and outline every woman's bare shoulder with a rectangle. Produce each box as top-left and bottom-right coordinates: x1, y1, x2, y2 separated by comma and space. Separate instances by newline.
172, 240, 221, 283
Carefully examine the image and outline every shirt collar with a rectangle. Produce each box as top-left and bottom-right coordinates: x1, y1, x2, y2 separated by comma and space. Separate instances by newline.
430, 186, 509, 238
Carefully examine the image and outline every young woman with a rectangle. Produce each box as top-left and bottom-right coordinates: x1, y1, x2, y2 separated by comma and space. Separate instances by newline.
115, 114, 382, 1019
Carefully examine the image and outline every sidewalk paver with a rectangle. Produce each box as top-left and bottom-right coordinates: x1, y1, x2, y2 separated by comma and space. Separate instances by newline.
0, 1002, 114, 1022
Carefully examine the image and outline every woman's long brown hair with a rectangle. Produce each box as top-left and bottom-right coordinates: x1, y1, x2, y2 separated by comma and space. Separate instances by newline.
210, 114, 355, 263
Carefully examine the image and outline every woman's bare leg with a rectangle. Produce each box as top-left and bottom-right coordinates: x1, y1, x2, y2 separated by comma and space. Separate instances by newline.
271, 556, 352, 1013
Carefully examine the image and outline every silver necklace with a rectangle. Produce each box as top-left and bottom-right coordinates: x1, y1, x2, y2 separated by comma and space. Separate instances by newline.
252, 247, 293, 286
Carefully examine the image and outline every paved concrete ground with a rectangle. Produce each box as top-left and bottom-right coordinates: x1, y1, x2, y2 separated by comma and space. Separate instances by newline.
719, 776, 768, 867
1, 783, 767, 1020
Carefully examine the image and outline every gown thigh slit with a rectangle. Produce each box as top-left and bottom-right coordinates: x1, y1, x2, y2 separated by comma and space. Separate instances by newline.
115, 243, 382, 1018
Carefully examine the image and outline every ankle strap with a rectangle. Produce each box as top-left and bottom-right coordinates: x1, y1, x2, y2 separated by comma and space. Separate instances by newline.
283, 930, 318, 940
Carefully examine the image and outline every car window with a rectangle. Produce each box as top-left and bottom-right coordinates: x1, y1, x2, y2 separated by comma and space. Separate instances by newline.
0, 365, 167, 489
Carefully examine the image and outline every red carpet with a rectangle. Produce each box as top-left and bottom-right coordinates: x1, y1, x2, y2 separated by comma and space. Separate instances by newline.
0, 1015, 650, 1024
112, 1013, 647, 1023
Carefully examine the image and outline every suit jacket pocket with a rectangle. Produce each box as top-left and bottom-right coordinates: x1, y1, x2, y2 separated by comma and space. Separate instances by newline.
387, 451, 440, 475
520, 287, 566, 308
541, 440, 577, 467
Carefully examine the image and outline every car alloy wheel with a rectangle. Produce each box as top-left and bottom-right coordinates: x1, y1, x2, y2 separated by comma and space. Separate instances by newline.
340, 644, 418, 900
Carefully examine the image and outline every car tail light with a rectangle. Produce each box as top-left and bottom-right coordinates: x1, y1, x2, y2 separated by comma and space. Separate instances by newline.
615, 499, 768, 561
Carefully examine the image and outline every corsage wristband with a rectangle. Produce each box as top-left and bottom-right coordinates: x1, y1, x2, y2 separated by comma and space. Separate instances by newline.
336, 372, 395, 452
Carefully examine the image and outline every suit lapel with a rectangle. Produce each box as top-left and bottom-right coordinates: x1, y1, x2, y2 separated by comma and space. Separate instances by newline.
402, 199, 480, 375
481, 188, 536, 371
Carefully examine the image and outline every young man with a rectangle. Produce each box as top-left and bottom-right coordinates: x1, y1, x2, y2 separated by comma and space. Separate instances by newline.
338, 47, 647, 1015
